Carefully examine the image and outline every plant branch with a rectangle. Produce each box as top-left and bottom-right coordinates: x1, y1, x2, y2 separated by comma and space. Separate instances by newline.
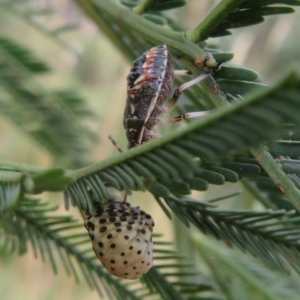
133, 0, 156, 14
77, 0, 207, 60
250, 145, 300, 212
185, 0, 244, 42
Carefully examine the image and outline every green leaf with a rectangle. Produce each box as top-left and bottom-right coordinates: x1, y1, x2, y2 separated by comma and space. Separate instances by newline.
193, 235, 300, 300
4, 197, 149, 299
1, 2, 79, 55
65, 71, 300, 210
0, 36, 98, 167
186, 0, 300, 41
0, 37, 50, 73
0, 171, 34, 212
164, 195, 300, 274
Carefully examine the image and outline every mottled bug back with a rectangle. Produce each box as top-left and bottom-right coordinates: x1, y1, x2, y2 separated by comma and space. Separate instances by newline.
124, 45, 174, 148
84, 200, 155, 280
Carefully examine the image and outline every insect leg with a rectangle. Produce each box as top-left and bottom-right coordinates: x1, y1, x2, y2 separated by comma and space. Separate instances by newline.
168, 111, 211, 124
169, 73, 211, 110
108, 135, 127, 202
173, 70, 191, 76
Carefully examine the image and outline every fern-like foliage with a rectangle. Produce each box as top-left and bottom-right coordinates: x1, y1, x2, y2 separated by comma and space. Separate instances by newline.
193, 234, 300, 300
121, 0, 186, 11
0, 170, 29, 212
1, 197, 220, 299
1, 0, 300, 299
0, 0, 80, 56
65, 71, 300, 210
0, 37, 97, 167
188, 0, 300, 41
159, 194, 300, 273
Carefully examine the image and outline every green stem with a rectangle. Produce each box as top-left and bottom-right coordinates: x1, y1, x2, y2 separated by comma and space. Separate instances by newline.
133, 0, 156, 14
0, 160, 44, 173
185, 0, 244, 43
80, 0, 207, 60
250, 145, 300, 211
75, 0, 227, 108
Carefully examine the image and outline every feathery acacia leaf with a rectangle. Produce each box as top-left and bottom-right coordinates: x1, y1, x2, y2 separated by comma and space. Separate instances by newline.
121, 0, 186, 12
65, 71, 300, 210
1, 197, 218, 299
74, 0, 277, 111
5, 197, 146, 298
0, 171, 33, 212
1, 0, 300, 298
1, 1, 80, 56
194, 235, 300, 300
161, 195, 300, 274
0, 36, 97, 167
186, 0, 300, 41
0, 37, 50, 73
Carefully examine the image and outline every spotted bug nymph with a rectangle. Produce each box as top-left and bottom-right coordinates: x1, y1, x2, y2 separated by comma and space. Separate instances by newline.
84, 200, 155, 280
123, 44, 216, 148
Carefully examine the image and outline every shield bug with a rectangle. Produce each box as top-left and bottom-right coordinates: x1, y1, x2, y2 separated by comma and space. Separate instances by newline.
123, 44, 218, 148
84, 199, 155, 279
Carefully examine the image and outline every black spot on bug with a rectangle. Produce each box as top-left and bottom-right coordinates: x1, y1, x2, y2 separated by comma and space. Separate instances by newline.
107, 233, 113, 239
129, 246, 133, 250
99, 218, 106, 224
100, 226, 107, 233
89, 234, 95, 241
116, 228, 122, 233
114, 222, 122, 227
86, 221, 95, 230
124, 235, 129, 240
123, 261, 128, 265
121, 252, 125, 256
127, 225, 132, 230
136, 238, 140, 242
108, 211, 117, 217
109, 217, 116, 222
110, 259, 115, 264
98, 241, 104, 248
141, 229, 146, 234
111, 267, 115, 271
137, 250, 142, 255
99, 252, 104, 257
110, 243, 116, 249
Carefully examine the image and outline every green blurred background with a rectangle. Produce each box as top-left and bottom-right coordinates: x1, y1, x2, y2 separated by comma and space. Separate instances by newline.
0, 1, 299, 299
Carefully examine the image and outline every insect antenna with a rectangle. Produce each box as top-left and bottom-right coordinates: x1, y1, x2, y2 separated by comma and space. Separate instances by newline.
108, 135, 123, 153
108, 135, 127, 202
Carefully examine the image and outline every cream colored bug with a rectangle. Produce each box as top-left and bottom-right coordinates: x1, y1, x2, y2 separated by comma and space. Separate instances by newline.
84, 200, 155, 279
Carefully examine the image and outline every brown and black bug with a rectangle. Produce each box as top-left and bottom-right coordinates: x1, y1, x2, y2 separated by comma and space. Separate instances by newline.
123, 44, 218, 148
